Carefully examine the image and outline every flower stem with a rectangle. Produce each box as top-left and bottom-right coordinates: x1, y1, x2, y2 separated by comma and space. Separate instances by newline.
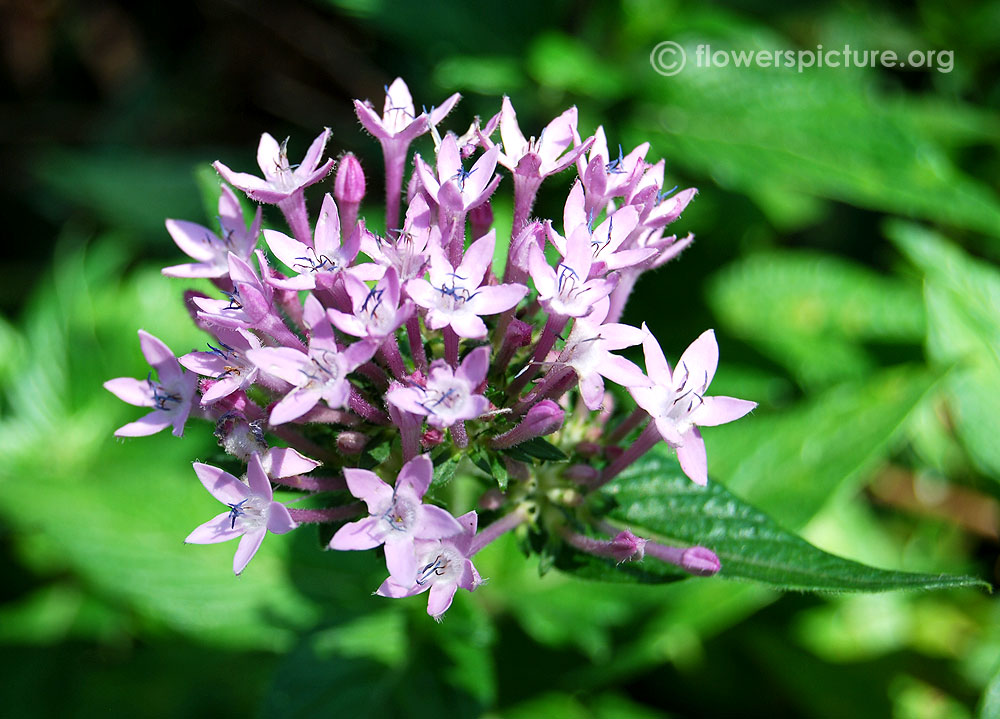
469, 508, 529, 556
288, 502, 365, 524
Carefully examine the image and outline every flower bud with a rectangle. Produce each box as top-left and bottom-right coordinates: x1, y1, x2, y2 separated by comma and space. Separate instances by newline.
468, 200, 494, 241
336, 431, 368, 455
608, 530, 646, 563
334, 153, 365, 205
489, 399, 565, 449
563, 464, 599, 483
421, 428, 445, 448
680, 546, 721, 576
479, 488, 505, 510
575, 441, 602, 458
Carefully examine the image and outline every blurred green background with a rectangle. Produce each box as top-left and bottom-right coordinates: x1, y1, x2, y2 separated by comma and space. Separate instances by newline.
1, 0, 999, 716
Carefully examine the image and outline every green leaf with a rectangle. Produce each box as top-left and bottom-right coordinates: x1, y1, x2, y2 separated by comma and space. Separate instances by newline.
559, 447, 987, 593
503, 436, 568, 463
708, 250, 925, 388
710, 365, 941, 529
980, 663, 1000, 719
470, 446, 510, 491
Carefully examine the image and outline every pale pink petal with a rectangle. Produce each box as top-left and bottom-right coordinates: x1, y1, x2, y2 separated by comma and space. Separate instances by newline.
233, 529, 266, 574
327, 309, 367, 337
263, 229, 310, 273
329, 517, 385, 551
245, 347, 310, 386
678, 330, 719, 389
436, 134, 462, 187
385, 78, 416, 124
641, 325, 673, 385
165, 219, 220, 262
104, 377, 153, 407
427, 582, 458, 618
456, 230, 495, 284
344, 467, 395, 509
466, 144, 499, 200
415, 505, 464, 540
599, 355, 648, 389
256, 133, 282, 178
377, 578, 422, 599
246, 454, 272, 498
264, 447, 321, 478
296, 129, 331, 181
578, 372, 605, 410
267, 503, 297, 534
177, 352, 226, 377
114, 411, 171, 437
448, 312, 487, 339
162, 262, 224, 279
676, 428, 708, 486
456, 346, 490, 388
456, 558, 478, 591
396, 455, 433, 499
201, 376, 242, 404
428, 93, 461, 127
313, 194, 342, 256
527, 243, 557, 297
596, 321, 645, 351
185, 511, 244, 544
499, 96, 528, 161
269, 388, 320, 425
693, 396, 757, 427
384, 538, 418, 585
193, 462, 249, 505
468, 284, 527, 316
138, 330, 182, 384
354, 99, 389, 140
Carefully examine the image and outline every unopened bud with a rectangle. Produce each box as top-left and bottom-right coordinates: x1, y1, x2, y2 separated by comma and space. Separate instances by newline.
336, 431, 368, 455
608, 530, 646, 563
575, 441, 602, 458
489, 399, 564, 449
479, 488, 505, 510
421, 428, 445, 448
563, 464, 599, 483
680, 546, 721, 576
468, 200, 494, 241
334, 153, 365, 205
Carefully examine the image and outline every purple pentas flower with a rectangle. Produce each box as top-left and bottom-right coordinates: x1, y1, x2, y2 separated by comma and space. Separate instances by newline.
495, 97, 589, 178
354, 77, 460, 145
262, 193, 378, 291
360, 195, 440, 283
104, 330, 197, 437
163, 184, 262, 278
327, 266, 413, 341
191, 251, 274, 330
406, 230, 527, 339
184, 453, 297, 575
629, 327, 757, 486
329, 454, 465, 585
387, 347, 490, 428
214, 129, 333, 206
414, 134, 502, 215
576, 127, 649, 216
528, 225, 617, 318
376, 510, 481, 621
179, 327, 262, 404
245, 296, 377, 424
555, 300, 647, 410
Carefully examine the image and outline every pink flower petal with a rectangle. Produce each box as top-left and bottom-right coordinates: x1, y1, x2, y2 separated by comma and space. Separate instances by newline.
415, 505, 464, 540
267, 503, 297, 535
427, 581, 458, 618
396, 455, 433, 500
677, 330, 719, 389
269, 388, 320, 425
193, 462, 249, 505
138, 330, 182, 384
343, 467, 395, 510
264, 447, 321, 478
384, 538, 418, 585
246, 454, 272, 498
104, 377, 153, 407
185, 511, 244, 544
329, 516, 385, 551
233, 529, 266, 575
693, 396, 757, 427
114, 410, 171, 437
676, 428, 708, 486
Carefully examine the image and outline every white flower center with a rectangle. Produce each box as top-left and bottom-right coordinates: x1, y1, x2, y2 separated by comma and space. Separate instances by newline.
228, 495, 270, 532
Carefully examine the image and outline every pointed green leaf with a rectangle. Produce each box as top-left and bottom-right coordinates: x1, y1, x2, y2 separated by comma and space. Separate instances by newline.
557, 448, 987, 593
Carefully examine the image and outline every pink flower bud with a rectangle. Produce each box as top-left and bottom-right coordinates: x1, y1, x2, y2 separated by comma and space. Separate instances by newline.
334, 153, 365, 205
680, 547, 721, 576
563, 464, 599, 483
575, 441, 602, 458
479, 488, 505, 510
336, 431, 368, 455
489, 399, 565, 449
469, 200, 494, 241
608, 530, 646, 563
421, 428, 445, 448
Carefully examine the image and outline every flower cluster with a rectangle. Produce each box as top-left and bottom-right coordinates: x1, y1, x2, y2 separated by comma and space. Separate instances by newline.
105, 79, 755, 620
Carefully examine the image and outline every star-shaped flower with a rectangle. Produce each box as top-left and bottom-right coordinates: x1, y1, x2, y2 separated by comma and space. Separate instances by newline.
414, 134, 502, 215
354, 77, 460, 144
104, 330, 197, 437
387, 347, 490, 428
179, 327, 262, 405
163, 184, 262, 279
406, 230, 526, 339
556, 300, 647, 410
328, 454, 464, 585
629, 327, 756, 485
184, 453, 297, 575
328, 266, 413, 341
376, 510, 481, 621
245, 295, 377, 424
213, 130, 334, 205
